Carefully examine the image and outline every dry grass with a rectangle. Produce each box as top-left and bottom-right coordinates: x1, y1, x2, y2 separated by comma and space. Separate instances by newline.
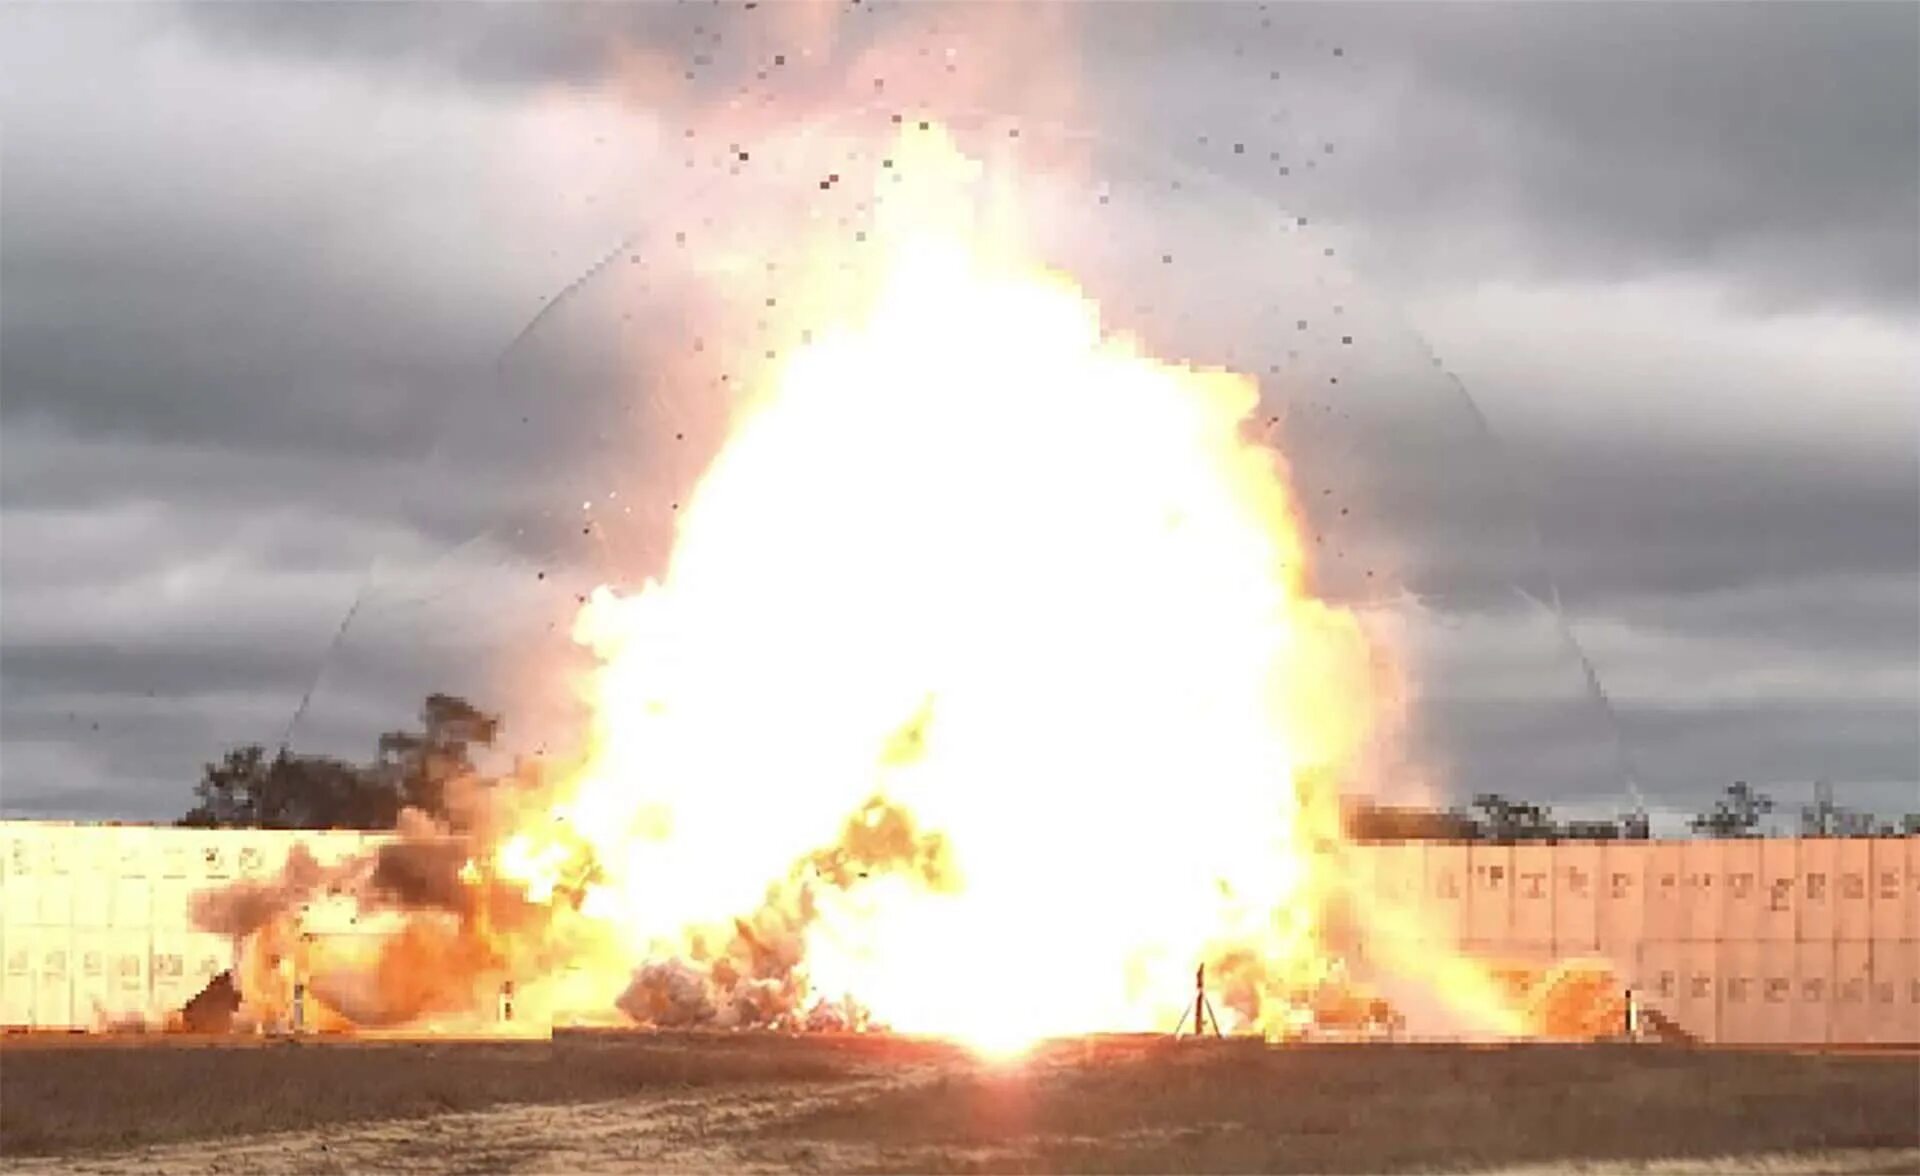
776, 1038, 1919, 1172
2, 1032, 1914, 1173
0, 1031, 934, 1158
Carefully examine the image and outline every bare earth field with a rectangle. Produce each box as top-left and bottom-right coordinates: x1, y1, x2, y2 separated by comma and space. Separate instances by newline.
2, 1032, 1915, 1174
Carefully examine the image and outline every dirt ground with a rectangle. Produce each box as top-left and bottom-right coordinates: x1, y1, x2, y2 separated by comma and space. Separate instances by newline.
2, 1031, 1915, 1173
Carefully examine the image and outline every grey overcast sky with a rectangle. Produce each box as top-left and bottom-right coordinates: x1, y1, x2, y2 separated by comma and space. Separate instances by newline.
2, 2, 1915, 829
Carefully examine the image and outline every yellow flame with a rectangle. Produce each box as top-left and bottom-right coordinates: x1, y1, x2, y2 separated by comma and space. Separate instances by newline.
487, 123, 1450, 1050
496, 833, 570, 906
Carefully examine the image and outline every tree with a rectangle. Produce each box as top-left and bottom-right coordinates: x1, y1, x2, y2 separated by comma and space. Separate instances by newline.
181, 692, 499, 829
374, 693, 501, 820
1800, 780, 1838, 837
180, 745, 272, 828
179, 746, 400, 830
1689, 780, 1773, 838
1471, 793, 1556, 842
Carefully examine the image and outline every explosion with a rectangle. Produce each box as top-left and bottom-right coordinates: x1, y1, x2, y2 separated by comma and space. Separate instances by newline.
484, 122, 1380, 1052
194, 123, 1597, 1050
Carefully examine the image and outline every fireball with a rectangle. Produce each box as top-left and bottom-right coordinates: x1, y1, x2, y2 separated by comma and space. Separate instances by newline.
498, 123, 1388, 1051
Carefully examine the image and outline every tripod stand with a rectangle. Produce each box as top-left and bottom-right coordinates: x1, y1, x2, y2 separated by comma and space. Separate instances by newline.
1171, 963, 1223, 1038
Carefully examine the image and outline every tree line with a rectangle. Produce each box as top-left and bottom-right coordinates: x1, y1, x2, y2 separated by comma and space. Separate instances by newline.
1345, 781, 1919, 844
182, 698, 1919, 841
178, 693, 504, 829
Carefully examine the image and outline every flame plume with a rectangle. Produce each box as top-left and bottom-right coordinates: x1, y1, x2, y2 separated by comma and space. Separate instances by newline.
197, 124, 1594, 1050
494, 123, 1384, 1053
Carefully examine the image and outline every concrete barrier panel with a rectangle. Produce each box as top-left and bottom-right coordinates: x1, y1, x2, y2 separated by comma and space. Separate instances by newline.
1468, 844, 1514, 947
1832, 941, 1873, 1044
1911, 837, 1920, 934
150, 934, 193, 1020
1599, 842, 1647, 953
1722, 839, 1763, 943
72, 832, 115, 928
1339, 846, 1375, 941
1760, 839, 1798, 943
73, 930, 117, 1028
1681, 840, 1722, 944
1871, 838, 1912, 943
1758, 940, 1795, 1043
34, 871, 74, 929
1512, 845, 1553, 948
1718, 939, 1764, 1044
157, 837, 192, 881
28, 826, 73, 926
1836, 841, 1872, 940
1791, 941, 1833, 1046
1868, 940, 1917, 1046
1372, 842, 1424, 912
18, 824, 74, 929
198, 833, 237, 884
151, 877, 194, 931
1645, 842, 1686, 943
33, 929, 74, 1029
112, 877, 153, 931
2, 847, 38, 931
1553, 842, 1600, 955
1636, 940, 1684, 1032
187, 932, 233, 988
0, 825, 24, 887
239, 829, 303, 882
1360, 843, 1426, 954
1426, 845, 1468, 949
73, 869, 113, 929
1682, 941, 1720, 1043
38, 824, 74, 875
104, 932, 152, 1024
113, 827, 154, 877
108, 830, 156, 943
1798, 839, 1837, 943
2, 932, 34, 1026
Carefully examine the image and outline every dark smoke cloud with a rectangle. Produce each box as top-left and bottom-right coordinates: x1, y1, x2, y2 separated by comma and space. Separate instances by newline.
189, 843, 333, 939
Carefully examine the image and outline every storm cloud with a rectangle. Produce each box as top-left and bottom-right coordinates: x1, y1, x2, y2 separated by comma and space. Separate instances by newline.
2, 2, 1914, 828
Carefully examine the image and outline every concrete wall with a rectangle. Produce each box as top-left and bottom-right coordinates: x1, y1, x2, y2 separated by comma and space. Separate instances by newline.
1356, 838, 1918, 1044
3, 821, 1915, 1042
0, 822, 376, 1030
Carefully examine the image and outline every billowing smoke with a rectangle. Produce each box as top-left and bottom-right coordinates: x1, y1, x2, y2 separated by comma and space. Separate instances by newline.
617, 797, 955, 1031
189, 843, 335, 939
368, 837, 474, 914
181, 766, 969, 1035
184, 770, 571, 1029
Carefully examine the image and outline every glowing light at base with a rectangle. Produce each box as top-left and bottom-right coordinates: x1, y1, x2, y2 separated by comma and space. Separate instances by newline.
481, 122, 1398, 1053
172, 123, 1629, 1051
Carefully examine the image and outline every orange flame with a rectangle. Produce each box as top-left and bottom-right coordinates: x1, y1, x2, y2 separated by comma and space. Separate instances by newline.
194, 123, 1610, 1049
467, 124, 1383, 1052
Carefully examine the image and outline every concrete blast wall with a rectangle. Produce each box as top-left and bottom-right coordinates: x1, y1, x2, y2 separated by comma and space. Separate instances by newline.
1361, 839, 1918, 1044
1, 823, 376, 1030
3, 822, 1915, 1042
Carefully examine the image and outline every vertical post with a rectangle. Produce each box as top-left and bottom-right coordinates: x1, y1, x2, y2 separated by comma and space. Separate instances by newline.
1194, 964, 1207, 1036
